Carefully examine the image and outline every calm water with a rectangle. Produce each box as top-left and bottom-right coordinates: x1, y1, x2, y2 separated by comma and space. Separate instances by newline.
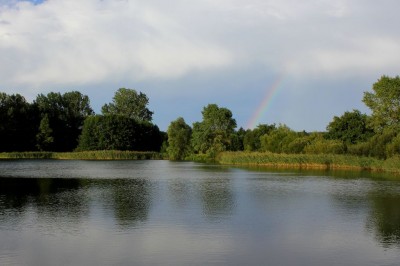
1, 160, 400, 266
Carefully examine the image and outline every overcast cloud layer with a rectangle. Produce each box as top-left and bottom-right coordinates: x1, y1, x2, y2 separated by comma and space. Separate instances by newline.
1, 0, 399, 131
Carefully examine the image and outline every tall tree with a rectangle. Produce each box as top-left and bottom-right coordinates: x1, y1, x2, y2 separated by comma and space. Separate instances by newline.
167, 117, 192, 160
230, 127, 246, 151
35, 91, 94, 151
363, 75, 400, 132
102, 88, 153, 122
326, 109, 373, 144
0, 93, 37, 151
191, 104, 236, 157
36, 114, 54, 151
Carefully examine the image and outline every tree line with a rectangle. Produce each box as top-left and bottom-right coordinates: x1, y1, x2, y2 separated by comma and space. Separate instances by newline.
166, 75, 400, 160
1, 75, 400, 159
0, 88, 164, 152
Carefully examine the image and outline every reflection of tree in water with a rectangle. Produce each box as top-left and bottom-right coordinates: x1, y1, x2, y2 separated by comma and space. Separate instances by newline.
106, 179, 152, 229
0, 178, 88, 226
200, 178, 235, 220
168, 180, 191, 209
366, 195, 400, 247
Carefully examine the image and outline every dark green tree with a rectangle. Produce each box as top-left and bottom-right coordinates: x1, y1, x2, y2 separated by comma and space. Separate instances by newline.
230, 127, 246, 151
102, 88, 153, 122
0, 93, 38, 151
35, 91, 93, 151
326, 109, 373, 144
36, 114, 54, 151
243, 124, 276, 151
167, 117, 192, 160
77, 115, 162, 151
191, 104, 237, 157
363, 75, 400, 132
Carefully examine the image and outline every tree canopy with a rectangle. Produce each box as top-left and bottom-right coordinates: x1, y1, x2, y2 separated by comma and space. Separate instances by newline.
102, 88, 153, 122
191, 104, 236, 157
77, 115, 162, 151
35, 91, 94, 151
363, 75, 400, 132
0, 93, 37, 151
326, 109, 373, 144
167, 117, 192, 160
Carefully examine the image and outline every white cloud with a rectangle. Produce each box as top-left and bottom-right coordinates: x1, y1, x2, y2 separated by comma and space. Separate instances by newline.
1, 0, 399, 90
1, 0, 400, 130
0, 0, 232, 88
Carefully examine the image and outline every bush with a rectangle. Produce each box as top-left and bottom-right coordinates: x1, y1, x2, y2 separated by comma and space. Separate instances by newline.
304, 138, 345, 155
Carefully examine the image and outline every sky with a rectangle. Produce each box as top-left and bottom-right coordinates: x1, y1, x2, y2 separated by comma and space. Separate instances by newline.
1, 0, 399, 132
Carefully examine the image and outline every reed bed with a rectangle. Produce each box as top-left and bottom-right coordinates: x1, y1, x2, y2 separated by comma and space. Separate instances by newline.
0, 150, 162, 160
217, 151, 400, 173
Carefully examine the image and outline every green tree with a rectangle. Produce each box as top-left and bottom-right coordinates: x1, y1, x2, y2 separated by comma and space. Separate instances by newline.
191, 104, 236, 157
326, 109, 373, 144
77, 115, 163, 151
243, 124, 276, 151
363, 75, 400, 132
102, 88, 153, 122
0, 93, 37, 151
36, 114, 54, 151
230, 127, 246, 151
167, 117, 192, 160
35, 91, 93, 151
260, 124, 297, 153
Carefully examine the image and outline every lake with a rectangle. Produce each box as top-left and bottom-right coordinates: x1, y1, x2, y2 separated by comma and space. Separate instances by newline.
0, 159, 399, 266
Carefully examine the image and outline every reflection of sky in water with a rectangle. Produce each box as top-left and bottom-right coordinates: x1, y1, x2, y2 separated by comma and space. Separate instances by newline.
1, 160, 400, 265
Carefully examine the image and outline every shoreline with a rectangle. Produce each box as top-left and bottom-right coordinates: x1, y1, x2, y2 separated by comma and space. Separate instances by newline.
1, 150, 400, 175
216, 151, 400, 175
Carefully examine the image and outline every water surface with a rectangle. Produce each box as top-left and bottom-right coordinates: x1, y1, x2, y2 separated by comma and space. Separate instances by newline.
0, 160, 400, 265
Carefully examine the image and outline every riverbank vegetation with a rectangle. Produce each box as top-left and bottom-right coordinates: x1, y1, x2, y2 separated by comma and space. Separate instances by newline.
1, 75, 400, 173
0, 151, 161, 160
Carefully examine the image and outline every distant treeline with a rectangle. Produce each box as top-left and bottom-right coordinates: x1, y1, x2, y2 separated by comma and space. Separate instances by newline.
0, 88, 164, 153
165, 75, 400, 161
1, 75, 400, 163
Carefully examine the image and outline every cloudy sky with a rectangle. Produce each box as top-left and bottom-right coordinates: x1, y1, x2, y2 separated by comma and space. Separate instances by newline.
1, 0, 399, 131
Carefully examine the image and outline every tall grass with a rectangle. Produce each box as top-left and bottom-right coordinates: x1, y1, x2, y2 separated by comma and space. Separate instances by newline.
217, 151, 400, 173
0, 150, 162, 160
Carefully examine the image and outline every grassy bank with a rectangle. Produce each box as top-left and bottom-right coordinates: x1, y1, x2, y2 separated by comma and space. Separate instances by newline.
217, 151, 400, 174
0, 150, 162, 160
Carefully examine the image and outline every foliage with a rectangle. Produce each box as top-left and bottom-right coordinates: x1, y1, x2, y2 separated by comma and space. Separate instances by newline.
36, 114, 54, 151
326, 109, 373, 144
363, 75, 400, 132
285, 133, 314, 154
386, 134, 400, 158
35, 91, 94, 151
230, 127, 246, 151
217, 152, 387, 172
102, 88, 153, 122
167, 117, 192, 160
303, 135, 345, 155
0, 93, 38, 151
243, 124, 276, 151
0, 151, 161, 160
191, 104, 237, 158
77, 115, 163, 152
259, 124, 298, 153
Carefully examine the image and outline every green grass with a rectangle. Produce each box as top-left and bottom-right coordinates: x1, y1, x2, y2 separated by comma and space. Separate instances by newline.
217, 151, 400, 174
0, 150, 162, 160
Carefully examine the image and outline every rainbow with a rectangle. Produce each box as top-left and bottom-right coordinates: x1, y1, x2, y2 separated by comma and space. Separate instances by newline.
246, 73, 285, 129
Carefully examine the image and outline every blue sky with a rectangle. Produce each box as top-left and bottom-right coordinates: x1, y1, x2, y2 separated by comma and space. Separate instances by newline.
1, 0, 399, 131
